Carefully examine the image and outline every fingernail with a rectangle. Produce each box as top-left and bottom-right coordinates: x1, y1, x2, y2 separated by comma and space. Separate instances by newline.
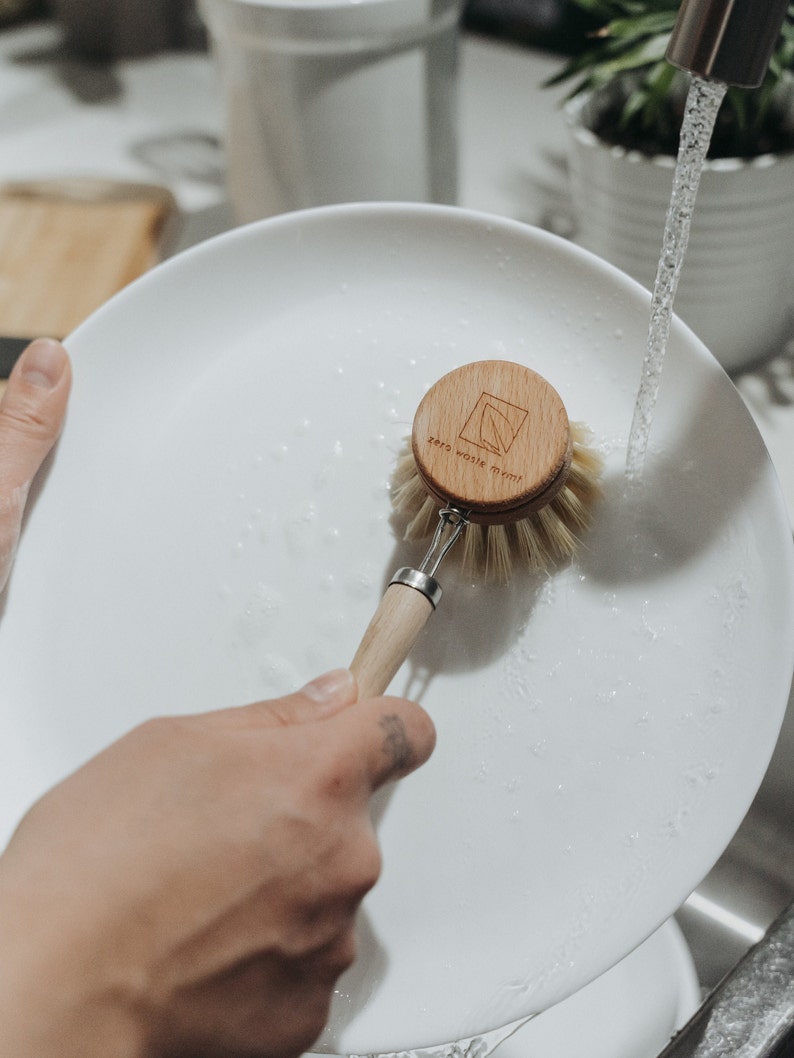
301, 668, 356, 705
19, 339, 68, 390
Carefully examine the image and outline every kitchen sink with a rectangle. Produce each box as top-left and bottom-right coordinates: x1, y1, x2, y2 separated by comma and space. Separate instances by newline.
675, 674, 794, 994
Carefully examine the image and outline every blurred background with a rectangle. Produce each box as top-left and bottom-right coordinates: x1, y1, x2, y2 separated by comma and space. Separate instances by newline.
0, 0, 601, 58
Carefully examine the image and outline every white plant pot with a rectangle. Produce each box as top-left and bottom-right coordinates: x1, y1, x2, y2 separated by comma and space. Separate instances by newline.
565, 91, 794, 373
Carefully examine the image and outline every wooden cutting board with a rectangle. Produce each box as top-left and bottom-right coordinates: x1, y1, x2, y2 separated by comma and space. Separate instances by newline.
0, 179, 178, 384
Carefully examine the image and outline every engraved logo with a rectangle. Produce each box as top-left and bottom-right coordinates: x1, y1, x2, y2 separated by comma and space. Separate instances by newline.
459, 392, 528, 456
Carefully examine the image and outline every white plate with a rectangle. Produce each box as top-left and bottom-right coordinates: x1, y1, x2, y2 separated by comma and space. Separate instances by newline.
309, 916, 701, 1058
1, 204, 791, 1053
493, 917, 701, 1058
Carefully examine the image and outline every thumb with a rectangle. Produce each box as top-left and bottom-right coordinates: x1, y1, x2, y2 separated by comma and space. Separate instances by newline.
262, 675, 437, 783
331, 695, 437, 790
0, 339, 71, 592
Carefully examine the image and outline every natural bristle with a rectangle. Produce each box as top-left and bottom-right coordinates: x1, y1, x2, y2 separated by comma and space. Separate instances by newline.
390, 420, 603, 582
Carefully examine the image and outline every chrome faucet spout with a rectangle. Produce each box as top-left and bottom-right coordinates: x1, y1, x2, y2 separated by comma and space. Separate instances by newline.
666, 0, 790, 88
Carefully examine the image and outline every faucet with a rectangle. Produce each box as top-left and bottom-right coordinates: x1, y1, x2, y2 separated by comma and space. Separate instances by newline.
666, 0, 790, 87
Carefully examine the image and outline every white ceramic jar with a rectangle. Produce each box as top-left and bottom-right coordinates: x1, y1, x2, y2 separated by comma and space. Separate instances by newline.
565, 91, 794, 374
200, 0, 462, 223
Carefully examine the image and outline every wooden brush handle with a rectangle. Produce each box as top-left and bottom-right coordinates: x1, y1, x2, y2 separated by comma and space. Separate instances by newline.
350, 582, 434, 699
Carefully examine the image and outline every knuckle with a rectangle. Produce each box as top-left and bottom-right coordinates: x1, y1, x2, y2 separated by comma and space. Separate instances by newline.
348, 834, 382, 897
0, 393, 58, 447
332, 927, 358, 974
251, 699, 297, 728
310, 929, 357, 982
306, 926, 358, 986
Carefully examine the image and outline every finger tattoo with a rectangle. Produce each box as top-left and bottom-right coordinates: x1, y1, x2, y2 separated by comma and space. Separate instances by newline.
378, 714, 412, 773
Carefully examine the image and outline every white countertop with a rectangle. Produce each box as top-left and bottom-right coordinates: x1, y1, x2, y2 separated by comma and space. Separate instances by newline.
1, 19, 791, 522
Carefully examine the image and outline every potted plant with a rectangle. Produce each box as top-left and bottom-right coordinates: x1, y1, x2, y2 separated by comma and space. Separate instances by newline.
546, 0, 794, 372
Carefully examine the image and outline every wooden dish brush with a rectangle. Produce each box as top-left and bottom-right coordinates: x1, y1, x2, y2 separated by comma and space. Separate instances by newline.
351, 359, 603, 698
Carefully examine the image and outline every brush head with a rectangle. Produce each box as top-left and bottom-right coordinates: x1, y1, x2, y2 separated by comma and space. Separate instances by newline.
391, 360, 603, 580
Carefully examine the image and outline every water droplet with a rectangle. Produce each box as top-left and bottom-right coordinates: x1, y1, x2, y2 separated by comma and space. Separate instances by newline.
596, 688, 618, 707
345, 570, 374, 600
257, 653, 300, 697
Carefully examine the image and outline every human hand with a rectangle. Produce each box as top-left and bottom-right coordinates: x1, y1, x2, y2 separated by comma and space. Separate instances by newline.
0, 669, 435, 1058
0, 338, 71, 593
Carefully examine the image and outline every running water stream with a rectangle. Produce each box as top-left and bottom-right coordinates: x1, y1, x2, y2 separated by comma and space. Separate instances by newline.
625, 76, 728, 481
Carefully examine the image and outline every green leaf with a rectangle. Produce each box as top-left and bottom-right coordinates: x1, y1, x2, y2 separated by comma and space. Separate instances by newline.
601, 11, 676, 39
589, 32, 672, 76
548, 0, 794, 156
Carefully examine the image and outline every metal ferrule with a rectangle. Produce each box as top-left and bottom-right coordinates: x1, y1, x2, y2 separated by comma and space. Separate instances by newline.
666, 0, 790, 89
390, 567, 444, 609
